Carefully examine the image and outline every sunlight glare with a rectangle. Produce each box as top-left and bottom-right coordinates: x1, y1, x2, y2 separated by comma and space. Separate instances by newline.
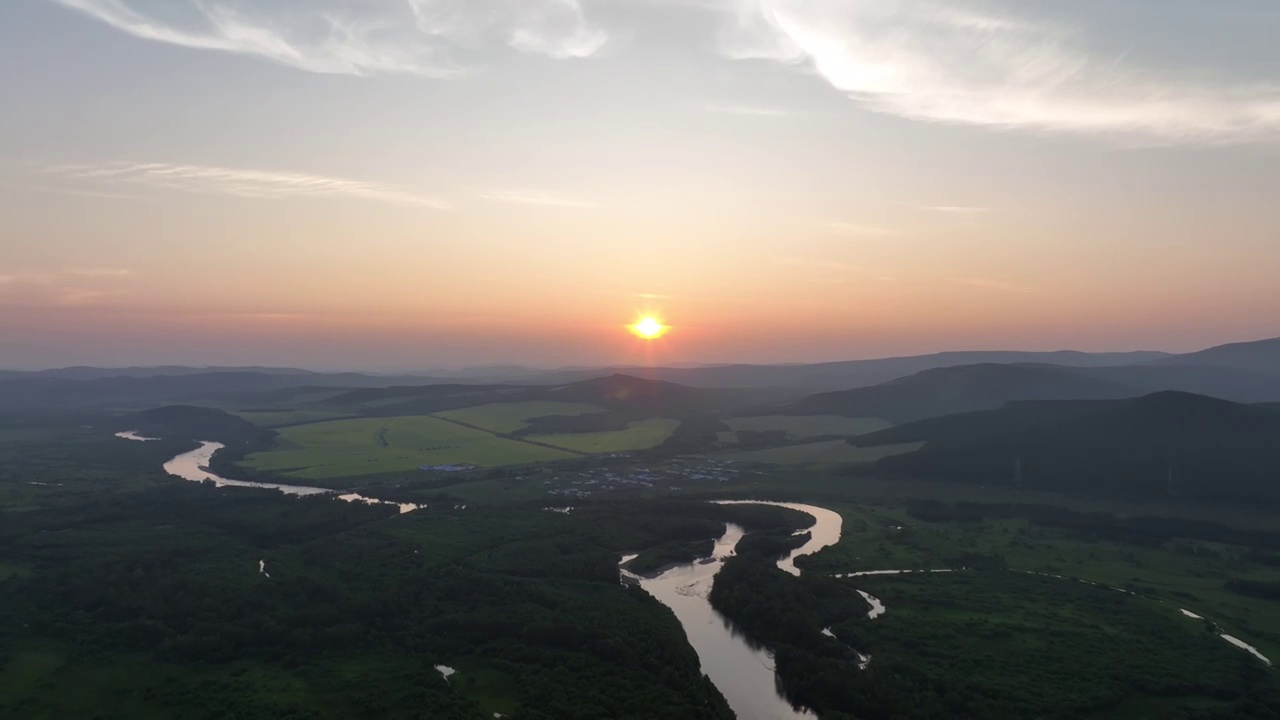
630, 315, 668, 340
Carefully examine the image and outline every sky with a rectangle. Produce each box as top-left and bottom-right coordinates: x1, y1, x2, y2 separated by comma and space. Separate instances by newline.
2, 0, 1279, 371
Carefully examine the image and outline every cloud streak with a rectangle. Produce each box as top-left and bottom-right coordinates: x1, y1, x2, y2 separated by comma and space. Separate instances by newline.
0, 268, 135, 307
716, 0, 1280, 141
50, 162, 450, 208
49, 0, 606, 77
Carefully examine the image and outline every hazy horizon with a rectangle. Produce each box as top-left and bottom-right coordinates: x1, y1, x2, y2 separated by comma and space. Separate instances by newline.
0, 332, 1267, 375
4, 1, 1279, 370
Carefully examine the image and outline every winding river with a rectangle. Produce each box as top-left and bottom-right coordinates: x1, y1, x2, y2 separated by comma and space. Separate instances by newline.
619, 501, 846, 720
123, 428, 1271, 696
620, 499, 1272, 720
117, 432, 419, 513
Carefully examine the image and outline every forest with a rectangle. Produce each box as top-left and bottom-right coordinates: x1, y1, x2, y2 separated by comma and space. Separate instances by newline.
4, 410, 1280, 719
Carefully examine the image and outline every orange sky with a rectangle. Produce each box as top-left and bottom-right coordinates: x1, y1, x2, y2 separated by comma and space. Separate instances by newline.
2, 1, 1278, 369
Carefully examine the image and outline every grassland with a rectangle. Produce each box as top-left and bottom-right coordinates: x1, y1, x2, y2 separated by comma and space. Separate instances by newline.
713, 439, 923, 465
232, 409, 352, 428
435, 401, 604, 434
724, 414, 891, 438
240, 416, 575, 479
528, 418, 680, 453
801, 501, 1280, 664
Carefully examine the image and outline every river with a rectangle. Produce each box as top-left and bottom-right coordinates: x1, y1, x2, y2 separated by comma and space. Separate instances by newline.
619, 501, 846, 720
118, 432, 419, 513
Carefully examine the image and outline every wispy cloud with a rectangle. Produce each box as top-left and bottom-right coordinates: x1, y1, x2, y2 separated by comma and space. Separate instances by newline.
0, 268, 134, 307
955, 277, 1037, 293
49, 0, 606, 77
820, 222, 898, 237
55, 288, 134, 306
704, 103, 792, 117
479, 190, 598, 209
49, 162, 450, 208
716, 0, 1280, 142
17, 184, 151, 201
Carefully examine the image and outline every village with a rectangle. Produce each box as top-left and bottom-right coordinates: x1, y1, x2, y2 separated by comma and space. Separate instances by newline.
543, 457, 751, 499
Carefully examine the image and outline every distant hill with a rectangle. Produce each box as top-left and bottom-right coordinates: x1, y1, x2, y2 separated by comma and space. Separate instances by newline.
535, 374, 737, 415
853, 392, 1280, 501
521, 350, 1169, 392
1154, 336, 1280, 375
117, 405, 271, 446
782, 363, 1137, 423
328, 374, 748, 419
32, 365, 327, 380
0, 370, 455, 415
1064, 363, 1280, 403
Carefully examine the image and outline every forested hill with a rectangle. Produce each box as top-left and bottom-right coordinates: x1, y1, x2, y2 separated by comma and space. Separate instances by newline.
1154, 336, 1280, 374
0, 371, 441, 415
326, 374, 755, 418
781, 363, 1136, 423
853, 392, 1280, 501
118, 405, 271, 446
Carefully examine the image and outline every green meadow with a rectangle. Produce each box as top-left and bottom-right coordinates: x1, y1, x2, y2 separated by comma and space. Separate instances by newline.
233, 409, 353, 428
800, 501, 1280, 664
435, 401, 604, 434
240, 416, 575, 479
724, 414, 892, 438
528, 418, 680, 453
714, 439, 923, 465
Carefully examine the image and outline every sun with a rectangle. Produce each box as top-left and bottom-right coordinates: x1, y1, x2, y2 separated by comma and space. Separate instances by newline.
629, 315, 668, 340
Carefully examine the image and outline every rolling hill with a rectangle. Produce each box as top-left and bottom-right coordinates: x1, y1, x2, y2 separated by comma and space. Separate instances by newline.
0, 370, 454, 415
117, 405, 272, 446
1153, 336, 1280, 375
326, 374, 750, 419
517, 349, 1170, 392
780, 363, 1137, 423
1064, 363, 1280, 403
852, 392, 1280, 501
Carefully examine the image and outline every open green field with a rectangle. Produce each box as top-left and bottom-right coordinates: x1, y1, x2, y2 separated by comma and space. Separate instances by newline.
724, 414, 892, 438
240, 416, 576, 479
800, 501, 1280, 665
435, 401, 604, 434
233, 409, 353, 428
528, 418, 680, 453
714, 439, 923, 465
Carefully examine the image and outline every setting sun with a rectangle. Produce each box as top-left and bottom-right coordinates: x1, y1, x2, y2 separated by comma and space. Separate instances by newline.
629, 316, 668, 340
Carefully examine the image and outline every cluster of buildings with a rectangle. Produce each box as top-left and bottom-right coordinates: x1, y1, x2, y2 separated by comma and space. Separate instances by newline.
543, 458, 743, 498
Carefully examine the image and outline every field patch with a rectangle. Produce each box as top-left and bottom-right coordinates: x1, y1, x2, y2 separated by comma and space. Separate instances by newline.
436, 401, 604, 434
715, 439, 922, 465
528, 418, 680, 453
240, 416, 575, 479
233, 409, 352, 428
0, 562, 30, 580
725, 415, 891, 439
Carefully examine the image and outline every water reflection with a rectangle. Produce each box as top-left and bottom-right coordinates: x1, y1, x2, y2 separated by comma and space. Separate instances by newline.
146, 437, 420, 513
114, 431, 158, 442
621, 522, 815, 720
621, 499, 849, 720
713, 500, 843, 577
